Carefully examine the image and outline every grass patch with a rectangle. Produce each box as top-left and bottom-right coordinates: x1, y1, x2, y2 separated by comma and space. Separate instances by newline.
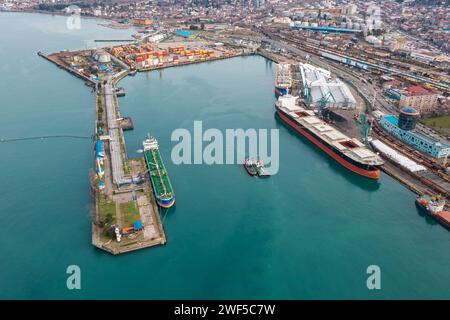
422, 115, 450, 129
98, 194, 116, 226
123, 160, 131, 175
422, 115, 450, 135
120, 201, 140, 227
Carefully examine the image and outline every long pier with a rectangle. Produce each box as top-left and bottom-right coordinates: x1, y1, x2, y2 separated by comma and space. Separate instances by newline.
39, 46, 168, 254
91, 75, 167, 255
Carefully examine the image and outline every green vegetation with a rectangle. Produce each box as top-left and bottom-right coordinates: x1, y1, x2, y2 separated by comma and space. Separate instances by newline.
98, 195, 116, 227
120, 201, 140, 227
422, 115, 450, 135
37, 3, 94, 11
97, 95, 104, 122
123, 160, 131, 175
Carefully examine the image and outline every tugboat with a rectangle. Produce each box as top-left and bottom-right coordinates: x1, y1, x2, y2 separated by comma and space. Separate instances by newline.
255, 159, 271, 178
244, 158, 271, 178
415, 195, 450, 230
244, 158, 258, 176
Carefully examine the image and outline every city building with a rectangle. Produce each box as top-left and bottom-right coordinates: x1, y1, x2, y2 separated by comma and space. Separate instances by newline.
134, 18, 153, 26
399, 85, 439, 114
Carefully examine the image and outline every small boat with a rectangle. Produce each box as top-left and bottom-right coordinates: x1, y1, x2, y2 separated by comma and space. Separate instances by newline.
415, 195, 450, 230
255, 159, 271, 178
244, 158, 271, 178
244, 158, 258, 176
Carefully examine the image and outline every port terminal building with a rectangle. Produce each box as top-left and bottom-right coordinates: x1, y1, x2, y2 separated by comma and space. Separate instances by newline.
300, 63, 357, 110
379, 115, 450, 159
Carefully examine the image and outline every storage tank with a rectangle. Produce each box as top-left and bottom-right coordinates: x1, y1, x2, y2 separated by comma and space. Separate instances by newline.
98, 53, 110, 63
398, 107, 420, 131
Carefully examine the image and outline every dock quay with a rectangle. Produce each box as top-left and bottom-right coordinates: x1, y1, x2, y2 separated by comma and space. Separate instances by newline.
257, 48, 282, 63
37, 51, 96, 87
91, 77, 166, 255
107, 39, 251, 72
119, 116, 134, 130
40, 45, 170, 254
137, 52, 246, 72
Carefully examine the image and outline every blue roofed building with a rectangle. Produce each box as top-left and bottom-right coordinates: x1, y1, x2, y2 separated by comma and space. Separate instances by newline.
379, 115, 450, 158
175, 29, 194, 38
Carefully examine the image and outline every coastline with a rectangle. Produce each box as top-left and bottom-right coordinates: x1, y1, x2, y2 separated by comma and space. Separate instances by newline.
2, 9, 133, 30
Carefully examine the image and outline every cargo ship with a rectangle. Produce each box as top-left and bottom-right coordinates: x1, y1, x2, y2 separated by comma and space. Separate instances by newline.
415, 195, 450, 230
143, 136, 175, 208
275, 94, 383, 179
274, 63, 292, 98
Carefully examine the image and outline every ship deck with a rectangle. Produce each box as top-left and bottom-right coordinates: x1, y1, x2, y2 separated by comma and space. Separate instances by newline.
144, 148, 173, 198
279, 103, 383, 166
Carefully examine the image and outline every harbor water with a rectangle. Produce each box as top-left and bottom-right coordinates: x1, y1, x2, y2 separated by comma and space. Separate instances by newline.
0, 12, 449, 299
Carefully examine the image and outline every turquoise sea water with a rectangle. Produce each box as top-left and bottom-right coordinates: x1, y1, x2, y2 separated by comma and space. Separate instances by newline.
0, 13, 449, 299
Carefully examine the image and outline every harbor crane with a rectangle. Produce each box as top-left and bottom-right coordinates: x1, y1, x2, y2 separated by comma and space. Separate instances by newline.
318, 91, 335, 115
354, 113, 372, 144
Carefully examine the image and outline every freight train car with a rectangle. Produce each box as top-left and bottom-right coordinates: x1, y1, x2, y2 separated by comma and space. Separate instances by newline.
320, 51, 371, 70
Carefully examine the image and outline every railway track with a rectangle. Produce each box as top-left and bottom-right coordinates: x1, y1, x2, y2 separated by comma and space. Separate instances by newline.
266, 31, 449, 91
371, 123, 450, 198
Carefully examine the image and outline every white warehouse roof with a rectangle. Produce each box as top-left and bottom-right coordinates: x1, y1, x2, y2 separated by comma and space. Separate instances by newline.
300, 63, 357, 109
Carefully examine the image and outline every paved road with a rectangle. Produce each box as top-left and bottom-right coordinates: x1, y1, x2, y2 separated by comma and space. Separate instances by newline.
104, 79, 131, 186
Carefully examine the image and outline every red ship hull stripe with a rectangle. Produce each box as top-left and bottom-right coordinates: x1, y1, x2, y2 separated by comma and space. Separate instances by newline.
277, 110, 381, 179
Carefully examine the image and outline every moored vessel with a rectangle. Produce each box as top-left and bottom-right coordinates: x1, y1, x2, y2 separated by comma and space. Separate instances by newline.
275, 94, 383, 179
255, 159, 271, 178
244, 158, 258, 176
143, 136, 175, 208
415, 195, 450, 230
244, 158, 271, 178
274, 63, 292, 98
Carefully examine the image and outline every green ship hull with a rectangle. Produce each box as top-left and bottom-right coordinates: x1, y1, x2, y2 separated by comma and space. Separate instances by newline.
143, 137, 175, 208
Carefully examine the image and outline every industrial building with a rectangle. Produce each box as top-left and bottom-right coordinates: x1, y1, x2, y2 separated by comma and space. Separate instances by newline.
300, 63, 357, 110
379, 112, 450, 159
